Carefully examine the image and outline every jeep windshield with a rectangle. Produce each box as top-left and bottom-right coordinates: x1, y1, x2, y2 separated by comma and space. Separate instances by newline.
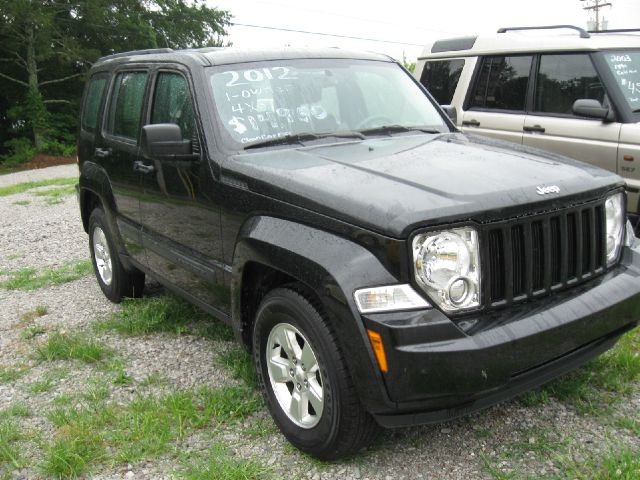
208, 58, 449, 149
602, 50, 640, 116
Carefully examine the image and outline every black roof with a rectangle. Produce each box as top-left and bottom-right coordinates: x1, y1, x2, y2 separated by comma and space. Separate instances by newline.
94, 46, 394, 69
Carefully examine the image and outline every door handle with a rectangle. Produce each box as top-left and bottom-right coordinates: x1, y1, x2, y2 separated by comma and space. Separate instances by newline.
133, 160, 155, 174
523, 125, 546, 133
94, 147, 112, 159
462, 119, 481, 127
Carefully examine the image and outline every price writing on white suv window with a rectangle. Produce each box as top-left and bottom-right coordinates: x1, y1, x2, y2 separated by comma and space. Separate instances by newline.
610, 54, 632, 63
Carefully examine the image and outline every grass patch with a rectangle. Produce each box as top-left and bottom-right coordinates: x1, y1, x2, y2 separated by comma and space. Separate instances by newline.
36, 332, 111, 363
28, 376, 55, 394
617, 418, 640, 436
81, 383, 110, 403
0, 366, 27, 385
0, 420, 22, 470
533, 328, 640, 414
33, 185, 75, 199
559, 447, 640, 479
0, 404, 31, 419
243, 416, 277, 438
21, 325, 47, 340
140, 373, 166, 386
42, 384, 261, 475
0, 177, 76, 197
12, 200, 30, 206
0, 260, 92, 291
97, 295, 233, 341
41, 426, 104, 479
218, 348, 257, 388
181, 443, 269, 480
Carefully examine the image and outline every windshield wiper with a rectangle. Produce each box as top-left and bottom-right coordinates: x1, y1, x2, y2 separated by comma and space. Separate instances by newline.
244, 131, 365, 150
358, 125, 442, 136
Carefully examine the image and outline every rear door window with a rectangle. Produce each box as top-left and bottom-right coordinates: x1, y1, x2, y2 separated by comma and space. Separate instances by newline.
420, 59, 465, 104
81, 75, 108, 132
106, 71, 148, 141
469, 55, 532, 111
533, 54, 605, 115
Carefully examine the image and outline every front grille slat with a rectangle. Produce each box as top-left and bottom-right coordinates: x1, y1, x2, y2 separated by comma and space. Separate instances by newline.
531, 221, 545, 291
595, 205, 605, 270
559, 213, 569, 284
567, 213, 577, 280
485, 200, 607, 308
488, 229, 504, 303
523, 221, 533, 297
511, 225, 525, 298
575, 209, 584, 279
542, 216, 553, 291
550, 216, 561, 286
503, 227, 514, 302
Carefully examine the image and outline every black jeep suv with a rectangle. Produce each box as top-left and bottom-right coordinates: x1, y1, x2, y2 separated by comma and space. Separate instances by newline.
77, 47, 640, 459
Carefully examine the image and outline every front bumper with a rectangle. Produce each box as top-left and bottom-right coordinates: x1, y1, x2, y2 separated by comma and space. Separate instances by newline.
363, 244, 640, 428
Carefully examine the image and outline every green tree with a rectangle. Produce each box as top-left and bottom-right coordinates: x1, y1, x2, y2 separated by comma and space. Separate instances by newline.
402, 53, 416, 74
0, 0, 230, 159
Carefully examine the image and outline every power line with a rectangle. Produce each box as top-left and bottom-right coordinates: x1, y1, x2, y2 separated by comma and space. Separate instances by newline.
231, 23, 425, 46
244, 0, 456, 35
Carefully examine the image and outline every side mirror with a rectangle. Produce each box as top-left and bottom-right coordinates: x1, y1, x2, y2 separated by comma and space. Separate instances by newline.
441, 105, 457, 124
572, 99, 613, 121
141, 124, 196, 160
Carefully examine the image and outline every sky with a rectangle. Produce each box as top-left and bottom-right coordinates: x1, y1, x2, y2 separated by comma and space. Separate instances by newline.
207, 0, 640, 61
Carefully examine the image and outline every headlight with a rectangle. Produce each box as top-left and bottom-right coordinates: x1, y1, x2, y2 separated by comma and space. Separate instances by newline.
412, 227, 480, 312
605, 192, 625, 265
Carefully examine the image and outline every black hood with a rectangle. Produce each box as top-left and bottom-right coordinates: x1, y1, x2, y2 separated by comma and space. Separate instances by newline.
224, 133, 623, 238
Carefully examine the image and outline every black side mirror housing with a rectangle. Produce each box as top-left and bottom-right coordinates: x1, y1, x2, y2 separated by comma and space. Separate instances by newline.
141, 124, 196, 160
441, 105, 457, 124
572, 99, 614, 122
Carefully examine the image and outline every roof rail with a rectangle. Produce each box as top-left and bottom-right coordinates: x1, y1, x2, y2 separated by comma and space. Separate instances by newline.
97, 48, 174, 62
497, 25, 590, 39
589, 28, 640, 34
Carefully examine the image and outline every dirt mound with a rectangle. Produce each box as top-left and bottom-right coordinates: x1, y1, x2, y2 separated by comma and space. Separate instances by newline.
15, 154, 76, 171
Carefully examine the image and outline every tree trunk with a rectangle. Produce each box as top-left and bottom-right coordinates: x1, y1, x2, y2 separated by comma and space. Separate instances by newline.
25, 22, 45, 150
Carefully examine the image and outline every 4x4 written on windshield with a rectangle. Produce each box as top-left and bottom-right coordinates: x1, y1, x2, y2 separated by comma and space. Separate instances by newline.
212, 66, 332, 144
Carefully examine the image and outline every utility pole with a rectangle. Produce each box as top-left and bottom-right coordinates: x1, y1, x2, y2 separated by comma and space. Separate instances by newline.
581, 0, 612, 31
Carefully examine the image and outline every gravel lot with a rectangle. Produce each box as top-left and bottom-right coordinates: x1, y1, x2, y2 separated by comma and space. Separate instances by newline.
0, 165, 638, 479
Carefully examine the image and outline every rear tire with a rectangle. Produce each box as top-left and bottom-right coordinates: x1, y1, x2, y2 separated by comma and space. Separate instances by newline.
253, 286, 379, 460
88, 208, 144, 303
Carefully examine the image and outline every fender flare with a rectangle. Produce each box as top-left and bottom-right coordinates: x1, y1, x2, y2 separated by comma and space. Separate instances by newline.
232, 215, 399, 412
78, 161, 137, 270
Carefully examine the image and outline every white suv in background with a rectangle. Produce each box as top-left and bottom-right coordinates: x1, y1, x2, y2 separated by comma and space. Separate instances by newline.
414, 25, 640, 231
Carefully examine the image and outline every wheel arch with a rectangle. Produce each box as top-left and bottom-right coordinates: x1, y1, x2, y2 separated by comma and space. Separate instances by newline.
231, 215, 398, 412
79, 161, 118, 233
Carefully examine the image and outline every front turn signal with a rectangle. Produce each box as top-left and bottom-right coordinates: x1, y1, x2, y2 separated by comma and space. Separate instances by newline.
367, 329, 388, 373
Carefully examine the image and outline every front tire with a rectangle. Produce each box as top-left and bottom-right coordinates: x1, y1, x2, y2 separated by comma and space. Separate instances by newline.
253, 287, 378, 460
88, 208, 144, 303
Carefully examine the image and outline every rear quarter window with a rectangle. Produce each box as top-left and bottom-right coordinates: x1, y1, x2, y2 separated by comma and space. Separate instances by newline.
419, 59, 465, 105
